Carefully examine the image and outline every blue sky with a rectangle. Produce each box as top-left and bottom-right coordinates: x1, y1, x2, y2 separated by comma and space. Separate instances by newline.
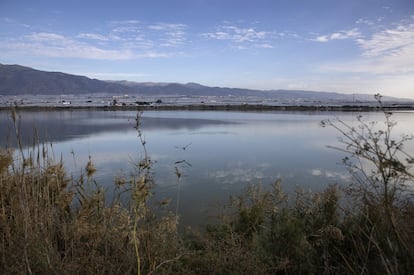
1, 0, 413, 98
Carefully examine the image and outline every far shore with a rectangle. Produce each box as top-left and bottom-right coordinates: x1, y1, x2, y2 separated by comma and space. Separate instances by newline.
1, 103, 414, 112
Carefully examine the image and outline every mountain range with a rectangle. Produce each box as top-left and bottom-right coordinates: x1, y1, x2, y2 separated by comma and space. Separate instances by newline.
0, 63, 409, 103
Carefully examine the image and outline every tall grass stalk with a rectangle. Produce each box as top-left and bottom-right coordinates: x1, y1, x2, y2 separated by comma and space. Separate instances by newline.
0, 108, 183, 274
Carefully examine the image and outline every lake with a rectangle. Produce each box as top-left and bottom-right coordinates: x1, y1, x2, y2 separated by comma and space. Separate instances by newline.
1, 109, 414, 227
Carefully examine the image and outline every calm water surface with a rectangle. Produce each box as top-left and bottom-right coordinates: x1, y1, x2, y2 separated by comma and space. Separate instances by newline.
1, 109, 414, 227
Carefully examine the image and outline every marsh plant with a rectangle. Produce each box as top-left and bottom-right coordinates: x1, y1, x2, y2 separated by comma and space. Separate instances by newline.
1, 99, 413, 274
320, 94, 414, 273
0, 108, 182, 274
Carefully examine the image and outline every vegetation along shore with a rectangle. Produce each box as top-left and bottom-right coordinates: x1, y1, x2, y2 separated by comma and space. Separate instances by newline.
1, 102, 414, 112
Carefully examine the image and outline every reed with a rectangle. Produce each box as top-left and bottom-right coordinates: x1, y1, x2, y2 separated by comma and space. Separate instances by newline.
0, 108, 182, 274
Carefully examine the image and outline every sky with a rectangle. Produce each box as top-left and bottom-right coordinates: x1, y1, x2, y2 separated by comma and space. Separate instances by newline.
1, 0, 414, 99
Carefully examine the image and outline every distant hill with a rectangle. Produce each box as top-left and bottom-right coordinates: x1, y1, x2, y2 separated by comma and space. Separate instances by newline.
0, 64, 133, 95
0, 63, 409, 103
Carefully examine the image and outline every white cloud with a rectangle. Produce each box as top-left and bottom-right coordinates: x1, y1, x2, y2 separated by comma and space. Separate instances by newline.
0, 17, 31, 28
255, 43, 274, 49
357, 21, 414, 58
108, 21, 188, 48
202, 25, 269, 43
147, 23, 188, 46
0, 17, 192, 61
314, 35, 329, 42
27, 32, 65, 42
311, 17, 414, 98
312, 28, 361, 42
110, 20, 142, 34
110, 20, 140, 26
332, 29, 360, 40
22, 32, 134, 60
77, 33, 109, 41
319, 18, 414, 75
148, 23, 187, 31
356, 18, 375, 26
112, 26, 141, 34
0, 32, 170, 60
136, 51, 169, 58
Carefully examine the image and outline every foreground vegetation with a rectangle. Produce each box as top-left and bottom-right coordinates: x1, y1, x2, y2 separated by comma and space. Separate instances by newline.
1, 101, 413, 274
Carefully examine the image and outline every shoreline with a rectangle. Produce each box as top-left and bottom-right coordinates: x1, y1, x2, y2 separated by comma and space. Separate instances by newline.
1, 103, 414, 112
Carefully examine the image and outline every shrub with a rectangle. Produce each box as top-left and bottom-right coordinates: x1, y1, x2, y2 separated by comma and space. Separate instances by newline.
321, 94, 414, 273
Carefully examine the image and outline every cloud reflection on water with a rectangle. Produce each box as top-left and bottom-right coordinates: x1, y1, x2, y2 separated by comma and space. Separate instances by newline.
2, 109, 414, 227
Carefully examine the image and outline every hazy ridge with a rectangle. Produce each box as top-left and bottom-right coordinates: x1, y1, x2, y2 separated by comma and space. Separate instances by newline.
0, 63, 411, 103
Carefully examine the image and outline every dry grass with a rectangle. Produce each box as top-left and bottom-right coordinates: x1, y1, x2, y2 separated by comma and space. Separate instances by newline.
1, 144, 413, 274
0, 110, 183, 274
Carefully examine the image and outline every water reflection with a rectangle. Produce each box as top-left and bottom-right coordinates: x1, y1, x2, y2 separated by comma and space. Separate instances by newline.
1, 109, 413, 227
0, 110, 237, 147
